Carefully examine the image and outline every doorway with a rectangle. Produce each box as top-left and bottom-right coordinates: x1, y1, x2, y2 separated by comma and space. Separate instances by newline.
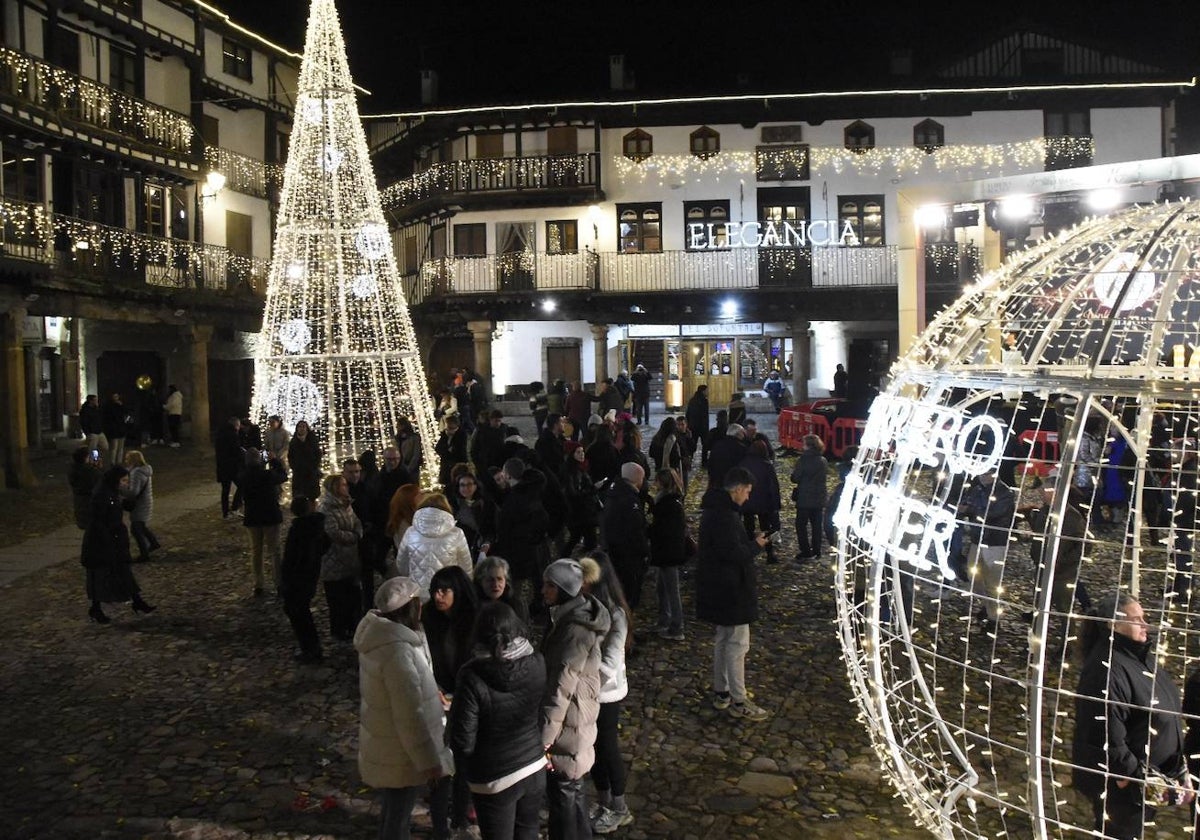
682, 340, 736, 407
547, 344, 581, 388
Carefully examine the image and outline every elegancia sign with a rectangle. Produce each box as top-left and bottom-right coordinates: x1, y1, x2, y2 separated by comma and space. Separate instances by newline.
833, 393, 1006, 580
688, 219, 859, 250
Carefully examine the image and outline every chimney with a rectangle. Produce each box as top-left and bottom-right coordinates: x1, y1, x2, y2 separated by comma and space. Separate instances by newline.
420, 69, 438, 105
609, 55, 634, 91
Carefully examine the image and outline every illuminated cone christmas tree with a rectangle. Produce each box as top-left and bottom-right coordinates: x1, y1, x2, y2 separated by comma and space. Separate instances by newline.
252, 0, 438, 485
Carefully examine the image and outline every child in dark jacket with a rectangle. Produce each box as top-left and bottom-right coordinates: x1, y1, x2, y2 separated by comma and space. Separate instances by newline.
281, 496, 331, 663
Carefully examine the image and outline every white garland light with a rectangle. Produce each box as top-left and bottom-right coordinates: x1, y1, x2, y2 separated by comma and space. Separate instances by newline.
836, 201, 1200, 838
251, 0, 440, 486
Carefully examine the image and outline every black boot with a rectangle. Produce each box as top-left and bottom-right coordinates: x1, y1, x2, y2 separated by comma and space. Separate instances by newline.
88, 603, 110, 624
131, 596, 157, 614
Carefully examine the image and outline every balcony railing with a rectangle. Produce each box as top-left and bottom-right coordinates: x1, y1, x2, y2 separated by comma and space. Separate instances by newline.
403, 246, 896, 305
0, 196, 267, 293
381, 153, 599, 212
1044, 135, 1094, 171
924, 241, 980, 287
204, 146, 284, 200
0, 45, 196, 157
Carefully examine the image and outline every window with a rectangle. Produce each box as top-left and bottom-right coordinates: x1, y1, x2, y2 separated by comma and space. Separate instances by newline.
1044, 110, 1092, 170
144, 183, 166, 237
839, 195, 885, 246
547, 127, 578, 156
617, 203, 662, 253
756, 144, 809, 181
109, 46, 138, 96
200, 115, 220, 148
622, 129, 652, 162
222, 38, 252, 81
225, 210, 253, 255
2, 149, 41, 203
684, 200, 730, 250
844, 120, 875, 154
403, 231, 418, 274
475, 133, 504, 159
546, 220, 578, 254
913, 119, 944, 153
44, 22, 80, 73
690, 126, 720, 159
454, 223, 486, 256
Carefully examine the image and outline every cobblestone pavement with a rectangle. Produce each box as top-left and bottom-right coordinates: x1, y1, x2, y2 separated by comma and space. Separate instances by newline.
0, 414, 932, 840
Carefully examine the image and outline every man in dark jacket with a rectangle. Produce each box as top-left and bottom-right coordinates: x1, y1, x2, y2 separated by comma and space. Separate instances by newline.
342, 457, 377, 612
103, 393, 130, 467
706, 424, 749, 490
492, 458, 550, 606
368, 446, 412, 587
435, 414, 469, 489
540, 559, 611, 840
601, 462, 650, 608
470, 410, 509, 475
215, 416, 245, 518
79, 395, 106, 463
631, 365, 652, 426
1023, 473, 1091, 631
696, 466, 769, 721
281, 495, 330, 662
536, 414, 566, 480
237, 449, 288, 597
959, 468, 1015, 630
686, 386, 711, 466
597, 379, 625, 417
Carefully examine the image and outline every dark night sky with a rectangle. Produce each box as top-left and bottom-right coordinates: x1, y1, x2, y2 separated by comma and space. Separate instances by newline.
215, 0, 1200, 114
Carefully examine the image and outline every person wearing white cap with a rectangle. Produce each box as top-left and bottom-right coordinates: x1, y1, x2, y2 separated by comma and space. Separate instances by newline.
540, 558, 611, 839
354, 577, 454, 840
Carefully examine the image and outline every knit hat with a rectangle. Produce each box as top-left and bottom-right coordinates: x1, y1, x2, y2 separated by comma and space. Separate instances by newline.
588, 413, 603, 427
375, 577, 420, 612
543, 558, 584, 598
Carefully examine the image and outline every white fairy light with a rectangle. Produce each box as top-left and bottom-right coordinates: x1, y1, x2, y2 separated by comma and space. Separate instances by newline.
836, 200, 1200, 839
251, 0, 440, 487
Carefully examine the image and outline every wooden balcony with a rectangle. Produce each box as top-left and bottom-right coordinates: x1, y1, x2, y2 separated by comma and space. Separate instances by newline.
0, 45, 198, 163
380, 153, 600, 221
402, 245, 896, 306
0, 196, 267, 294
204, 146, 284, 200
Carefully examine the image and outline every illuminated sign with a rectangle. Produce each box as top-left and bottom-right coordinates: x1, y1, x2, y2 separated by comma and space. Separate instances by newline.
834, 393, 1006, 580
687, 219, 860, 250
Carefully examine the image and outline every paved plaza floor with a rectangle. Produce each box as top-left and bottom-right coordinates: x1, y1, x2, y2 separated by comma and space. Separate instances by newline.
0, 408, 931, 839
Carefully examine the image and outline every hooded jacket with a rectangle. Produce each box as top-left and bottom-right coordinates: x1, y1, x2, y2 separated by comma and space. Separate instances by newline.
541, 593, 612, 779
123, 463, 154, 523
598, 605, 628, 705
395, 507, 473, 601
449, 645, 547, 787
354, 612, 454, 789
696, 486, 763, 626
319, 490, 363, 581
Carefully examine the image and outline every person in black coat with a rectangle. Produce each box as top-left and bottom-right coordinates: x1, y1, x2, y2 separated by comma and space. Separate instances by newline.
214, 416, 244, 518
81, 466, 155, 624
706, 424, 749, 490
686, 386, 711, 466
447, 601, 546, 840
601, 462, 650, 609
739, 440, 781, 563
649, 468, 687, 639
280, 496, 330, 663
560, 441, 601, 556
238, 449, 288, 596
491, 459, 550, 605
451, 470, 496, 559
1073, 593, 1192, 838
535, 414, 567, 480
287, 420, 322, 501
435, 415, 469, 489
470, 410, 509, 475
102, 393, 130, 467
790, 434, 829, 561
696, 467, 769, 720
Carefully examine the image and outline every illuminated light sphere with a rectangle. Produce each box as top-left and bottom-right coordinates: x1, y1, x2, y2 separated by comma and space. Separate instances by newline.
135, 374, 153, 390
835, 201, 1200, 839
277, 318, 311, 354
349, 273, 378, 299
354, 222, 390, 260
263, 374, 324, 431
251, 0, 440, 487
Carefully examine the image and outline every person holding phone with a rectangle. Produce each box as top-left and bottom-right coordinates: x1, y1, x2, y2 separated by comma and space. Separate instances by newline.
738, 440, 780, 564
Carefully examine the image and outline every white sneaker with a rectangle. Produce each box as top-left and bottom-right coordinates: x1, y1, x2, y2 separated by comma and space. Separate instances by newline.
593, 807, 634, 834
728, 701, 769, 721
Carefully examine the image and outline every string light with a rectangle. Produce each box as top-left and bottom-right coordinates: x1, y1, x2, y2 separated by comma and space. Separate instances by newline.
0, 45, 194, 155
0, 195, 267, 289
835, 200, 1200, 838
203, 146, 285, 198
380, 153, 590, 210
251, 0, 439, 487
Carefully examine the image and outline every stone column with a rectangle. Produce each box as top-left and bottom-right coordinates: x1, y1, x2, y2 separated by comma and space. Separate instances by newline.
64, 318, 81, 437
1, 307, 36, 488
791, 319, 811, 404
590, 323, 609, 385
466, 319, 494, 394
185, 324, 213, 444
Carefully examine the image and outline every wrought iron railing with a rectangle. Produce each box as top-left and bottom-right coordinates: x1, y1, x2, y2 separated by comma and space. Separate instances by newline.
380, 153, 599, 211
0, 196, 267, 292
204, 146, 284, 200
0, 45, 196, 156
402, 245, 896, 304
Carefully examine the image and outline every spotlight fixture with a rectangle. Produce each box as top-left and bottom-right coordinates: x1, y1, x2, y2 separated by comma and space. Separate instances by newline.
720, 299, 738, 318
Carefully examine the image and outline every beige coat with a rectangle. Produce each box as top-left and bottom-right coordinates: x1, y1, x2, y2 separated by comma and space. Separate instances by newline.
354, 611, 454, 789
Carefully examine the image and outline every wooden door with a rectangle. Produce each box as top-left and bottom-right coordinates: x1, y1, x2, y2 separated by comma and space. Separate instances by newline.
547, 345, 581, 388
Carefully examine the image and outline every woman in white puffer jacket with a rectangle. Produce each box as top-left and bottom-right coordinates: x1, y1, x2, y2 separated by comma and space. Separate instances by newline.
393, 494, 472, 601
